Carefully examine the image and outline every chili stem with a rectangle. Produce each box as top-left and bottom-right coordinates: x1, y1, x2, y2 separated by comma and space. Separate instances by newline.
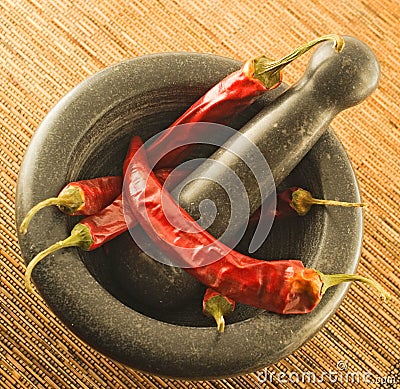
306, 198, 367, 207
203, 291, 235, 333
253, 34, 344, 87
317, 271, 391, 301
205, 297, 229, 333
24, 224, 92, 292
20, 188, 83, 235
215, 315, 225, 333
291, 188, 367, 216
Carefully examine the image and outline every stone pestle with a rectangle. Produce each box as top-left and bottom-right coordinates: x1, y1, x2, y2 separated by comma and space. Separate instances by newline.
123, 35, 380, 310
174, 36, 379, 243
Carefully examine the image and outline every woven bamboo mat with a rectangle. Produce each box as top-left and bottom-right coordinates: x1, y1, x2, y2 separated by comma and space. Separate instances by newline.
1, 0, 400, 388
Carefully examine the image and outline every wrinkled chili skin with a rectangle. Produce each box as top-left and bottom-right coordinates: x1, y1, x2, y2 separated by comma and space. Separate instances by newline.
147, 68, 268, 169
193, 261, 322, 314
80, 166, 189, 250
77, 169, 296, 251
81, 196, 126, 250
125, 137, 324, 314
59, 176, 122, 215
79, 139, 180, 251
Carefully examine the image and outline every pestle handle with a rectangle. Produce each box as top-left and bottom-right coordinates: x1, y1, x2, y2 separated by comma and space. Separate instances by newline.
174, 36, 380, 242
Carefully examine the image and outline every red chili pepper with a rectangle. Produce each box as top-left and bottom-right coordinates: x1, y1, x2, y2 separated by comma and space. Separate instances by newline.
202, 287, 235, 333
21, 137, 158, 237
147, 35, 344, 169
25, 167, 363, 293
23, 164, 188, 292
209, 187, 366, 326
125, 137, 389, 314
19, 176, 123, 234
249, 186, 367, 224
21, 34, 344, 235
23, 35, 345, 291
64, 167, 188, 252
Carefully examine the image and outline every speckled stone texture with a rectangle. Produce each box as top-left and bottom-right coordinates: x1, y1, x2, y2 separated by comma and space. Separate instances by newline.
16, 36, 378, 379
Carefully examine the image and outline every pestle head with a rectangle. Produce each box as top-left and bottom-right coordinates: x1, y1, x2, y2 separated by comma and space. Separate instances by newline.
300, 35, 380, 110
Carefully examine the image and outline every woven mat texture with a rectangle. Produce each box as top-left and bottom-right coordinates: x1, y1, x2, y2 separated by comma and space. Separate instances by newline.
1, 0, 400, 388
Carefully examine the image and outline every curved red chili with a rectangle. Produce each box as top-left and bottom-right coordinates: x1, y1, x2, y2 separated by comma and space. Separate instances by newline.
147, 35, 344, 169
210, 187, 366, 326
125, 137, 389, 314
19, 176, 122, 234
22, 165, 187, 292
23, 35, 346, 292
21, 35, 344, 235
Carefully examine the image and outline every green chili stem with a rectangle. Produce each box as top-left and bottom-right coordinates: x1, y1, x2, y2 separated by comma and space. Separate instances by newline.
204, 294, 235, 333
215, 314, 225, 333
19, 188, 84, 235
316, 271, 391, 301
253, 34, 344, 88
207, 305, 226, 333
24, 223, 93, 293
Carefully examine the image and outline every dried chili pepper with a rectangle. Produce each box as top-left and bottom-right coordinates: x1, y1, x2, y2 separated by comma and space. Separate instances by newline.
23, 167, 181, 292
202, 287, 235, 333
288, 187, 366, 216
209, 187, 366, 327
249, 186, 366, 223
24, 197, 119, 292
148, 34, 344, 169
21, 145, 153, 235
125, 137, 389, 314
19, 176, 122, 234
24, 169, 366, 293
23, 34, 346, 292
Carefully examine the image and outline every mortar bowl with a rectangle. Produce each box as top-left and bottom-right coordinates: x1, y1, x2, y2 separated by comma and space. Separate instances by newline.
16, 53, 363, 379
